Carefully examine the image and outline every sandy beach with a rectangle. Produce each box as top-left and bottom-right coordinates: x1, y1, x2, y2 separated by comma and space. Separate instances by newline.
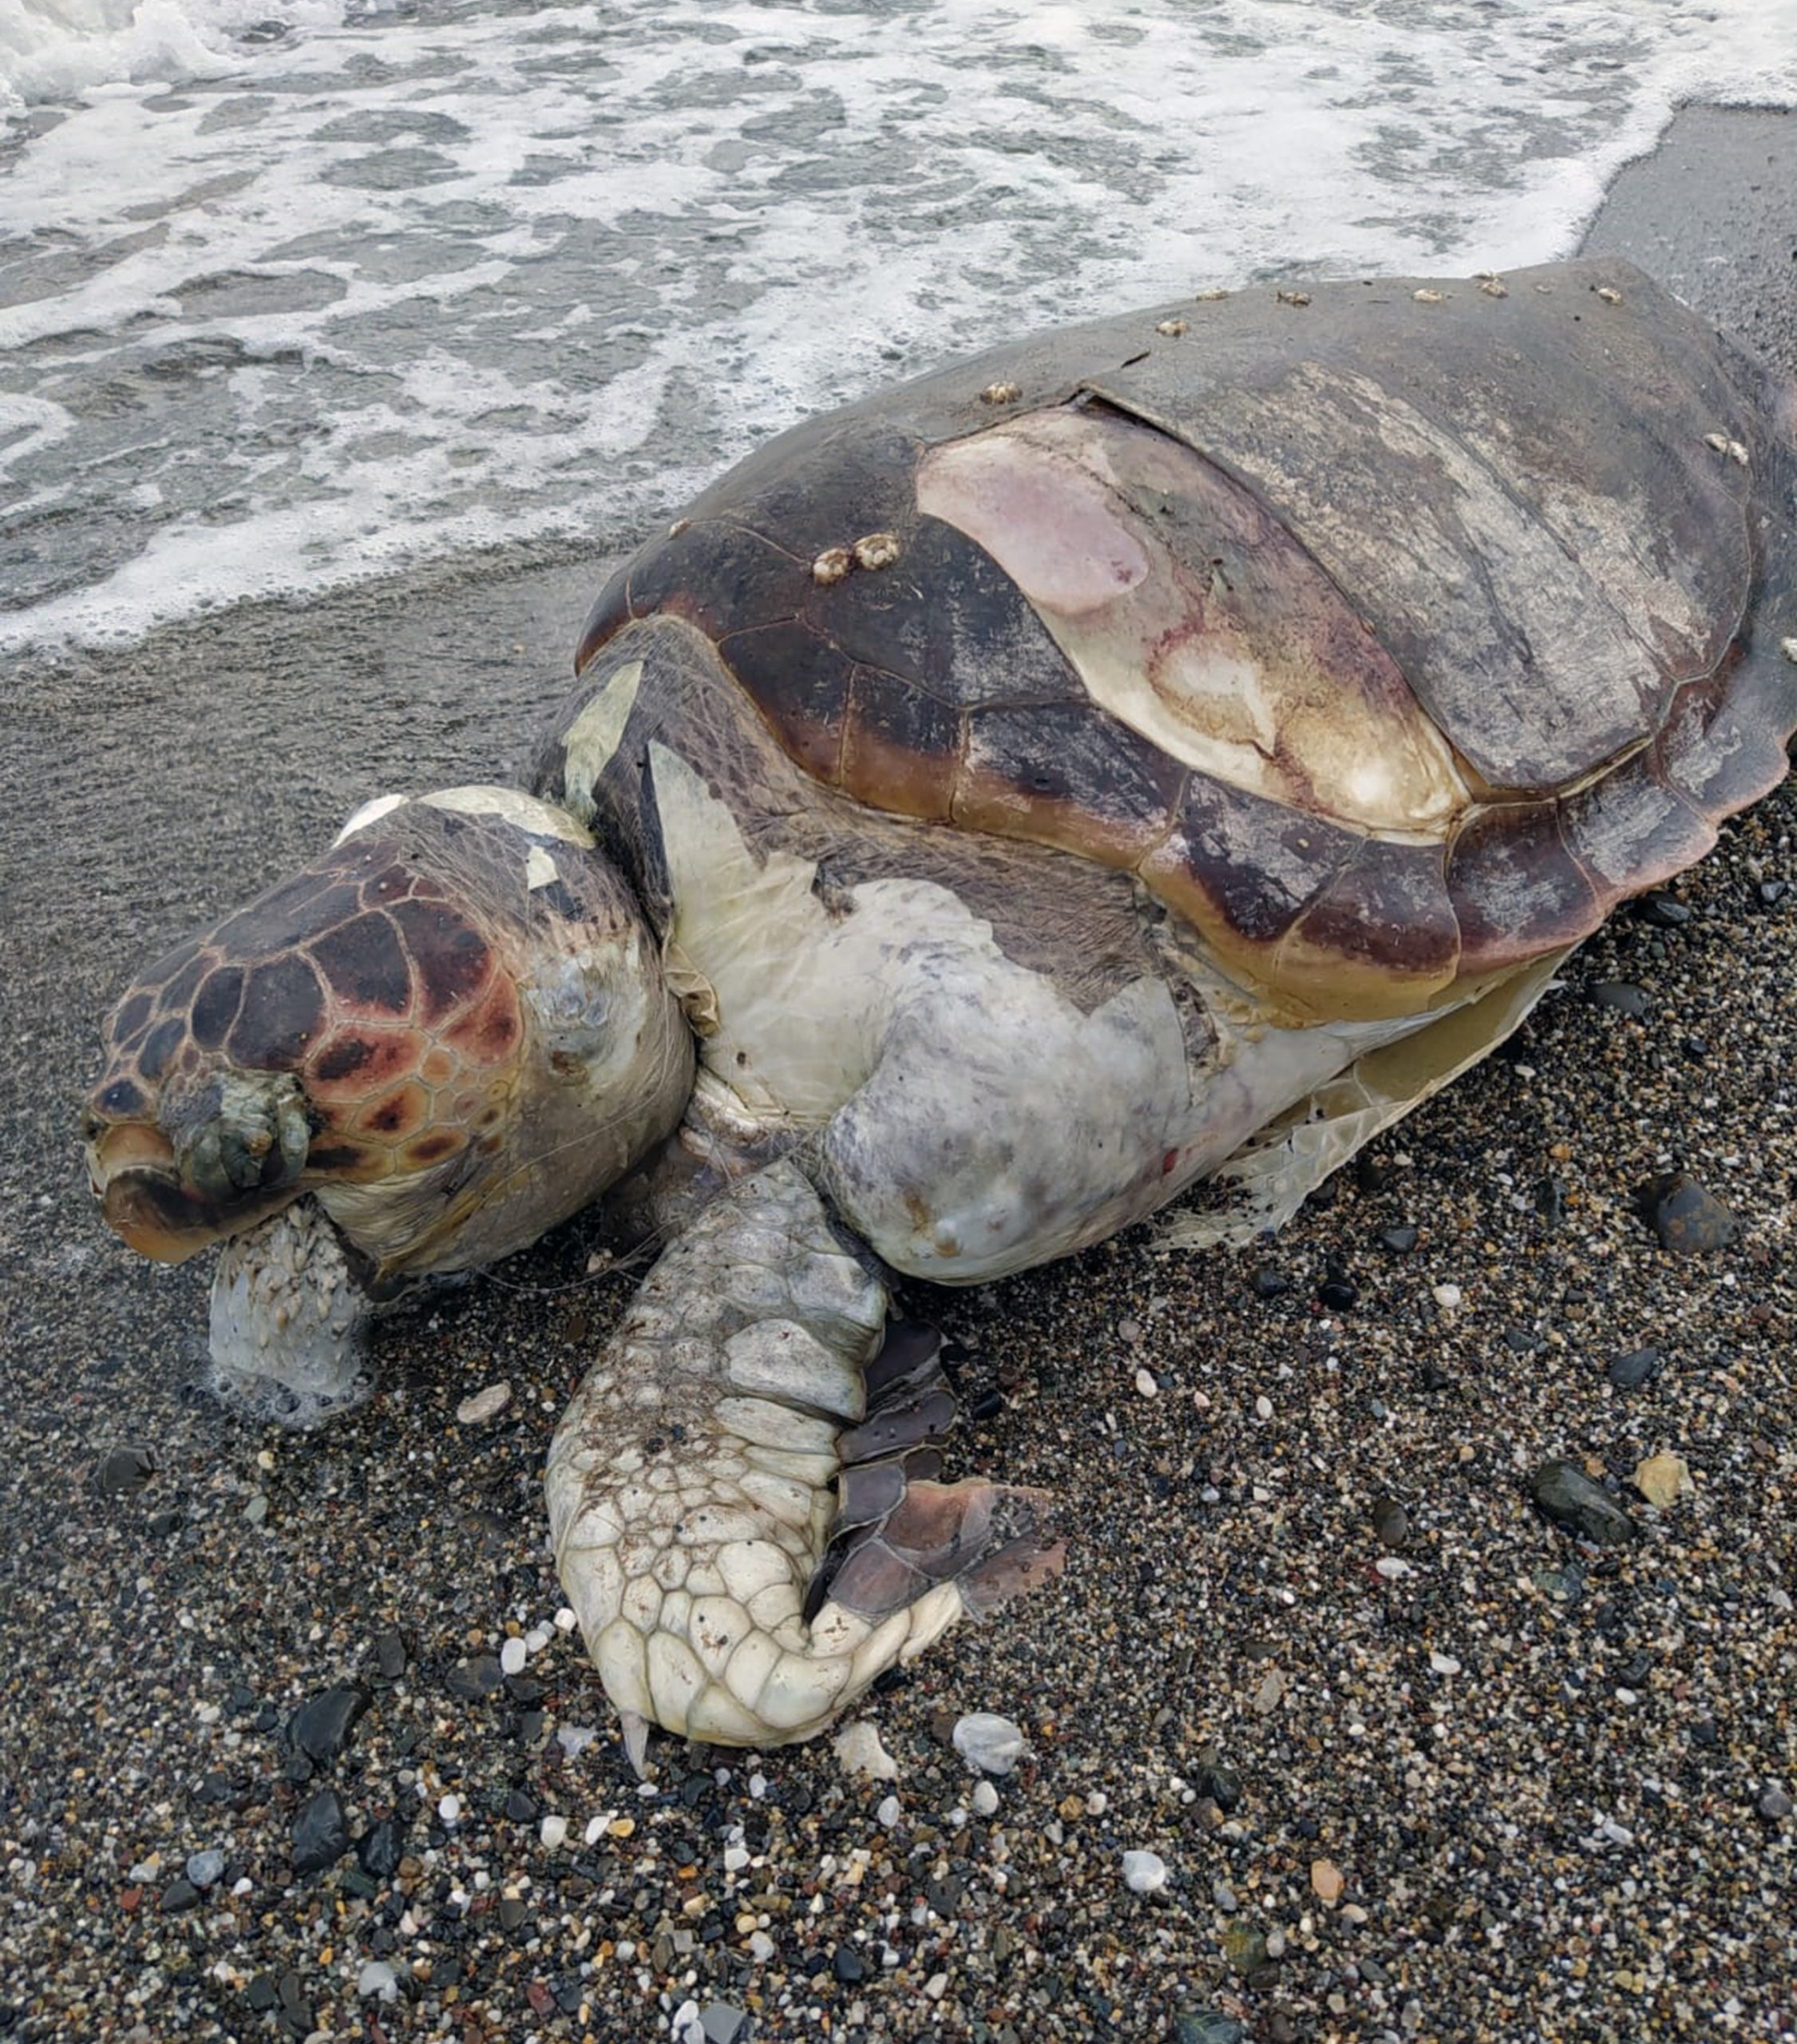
2, 104, 1795, 2044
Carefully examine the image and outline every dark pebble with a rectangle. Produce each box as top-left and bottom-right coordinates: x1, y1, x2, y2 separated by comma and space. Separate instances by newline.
1355, 1155, 1391, 1191
832, 1943, 867, 1984
291, 1788, 350, 1875
1637, 1172, 1736, 1254
1502, 1328, 1539, 1354
1318, 1278, 1357, 1311
1756, 878, 1787, 908
701, 2006, 750, 2044
1531, 1460, 1637, 1545
357, 1816, 406, 1880
1252, 1269, 1289, 1301
1378, 1224, 1419, 1254
1635, 892, 1692, 928
1174, 2012, 1246, 2044
244, 1976, 277, 2014
445, 1654, 505, 1701
499, 1894, 530, 1931
1757, 1785, 1793, 1822
1371, 1496, 1409, 1548
289, 1683, 370, 1765
1416, 1359, 1453, 1392
97, 1445, 156, 1495
1609, 1346, 1662, 1390
373, 1629, 408, 1680
1193, 1749, 1244, 1812
505, 1788, 538, 1824
147, 1507, 183, 1537
1589, 980, 1650, 1016
159, 1877, 201, 1913
1535, 1176, 1565, 1226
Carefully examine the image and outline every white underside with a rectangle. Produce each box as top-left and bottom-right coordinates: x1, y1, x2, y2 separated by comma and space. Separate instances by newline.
646, 741, 1438, 1285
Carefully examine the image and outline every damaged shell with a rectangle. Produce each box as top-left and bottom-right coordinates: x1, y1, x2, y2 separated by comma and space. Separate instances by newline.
568, 259, 1797, 1029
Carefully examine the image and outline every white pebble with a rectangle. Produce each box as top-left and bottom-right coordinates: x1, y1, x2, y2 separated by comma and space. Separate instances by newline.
500, 1637, 528, 1676
456, 1381, 512, 1425
584, 1815, 607, 1845
1087, 1790, 1109, 1816
1134, 1367, 1158, 1397
1122, 1849, 1169, 1895
557, 1725, 599, 1760
1255, 1394, 1273, 1420
952, 1712, 1027, 1776
971, 1780, 1000, 1817
525, 1626, 551, 1654
438, 1794, 461, 1824
540, 1814, 568, 1849
749, 1773, 769, 1800
833, 1718, 900, 1782
1375, 1557, 1415, 1579
723, 1844, 751, 1873
876, 1794, 900, 1828
749, 1931, 775, 1963
1432, 1284, 1463, 1309
357, 1960, 398, 2002
1430, 1652, 1462, 1676
555, 1606, 578, 1631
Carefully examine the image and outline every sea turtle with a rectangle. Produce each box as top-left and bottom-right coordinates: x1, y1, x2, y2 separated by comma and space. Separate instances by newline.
84, 259, 1797, 1761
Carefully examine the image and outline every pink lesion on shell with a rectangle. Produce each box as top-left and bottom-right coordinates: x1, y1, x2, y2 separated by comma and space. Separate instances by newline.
917, 430, 1148, 616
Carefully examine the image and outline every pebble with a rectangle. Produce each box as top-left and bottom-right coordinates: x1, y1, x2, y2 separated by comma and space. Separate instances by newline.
1431, 1283, 1463, 1309
1122, 1850, 1169, 1894
876, 1794, 900, 1828
1252, 1668, 1284, 1713
1609, 1346, 1662, 1389
1637, 1171, 1736, 1253
1589, 980, 1651, 1016
1635, 890, 1692, 928
1312, 1858, 1345, 1902
1175, 2008, 1246, 2043
357, 1817, 406, 1879
289, 1683, 370, 1764
438, 1793, 461, 1824
557, 1725, 599, 1760
833, 1943, 867, 1983
445, 1654, 505, 1701
1379, 1224, 1419, 1254
970, 1780, 999, 1817
291, 1789, 350, 1876
1428, 1652, 1462, 1677
357, 1960, 398, 2002
184, 1848, 225, 1889
1757, 1785, 1793, 1822
1633, 1450, 1693, 1508
1531, 1460, 1637, 1544
455, 1381, 511, 1424
540, 1813, 568, 1848
748, 1930, 775, 1962
500, 1636, 528, 1677
1135, 1365, 1159, 1396
373, 1628, 407, 1679
96, 1444, 156, 1495
1371, 1495, 1409, 1547
952, 1712, 1027, 1775
833, 1719, 900, 1781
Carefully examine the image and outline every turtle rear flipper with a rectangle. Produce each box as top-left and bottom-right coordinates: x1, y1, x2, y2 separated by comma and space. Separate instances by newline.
1163, 945, 1572, 1249
546, 1163, 1062, 1762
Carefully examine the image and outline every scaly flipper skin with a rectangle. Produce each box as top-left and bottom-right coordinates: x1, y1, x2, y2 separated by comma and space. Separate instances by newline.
544, 1159, 1063, 1757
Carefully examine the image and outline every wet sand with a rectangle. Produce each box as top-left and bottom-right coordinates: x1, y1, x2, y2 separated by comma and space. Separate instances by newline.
3, 105, 1795, 2044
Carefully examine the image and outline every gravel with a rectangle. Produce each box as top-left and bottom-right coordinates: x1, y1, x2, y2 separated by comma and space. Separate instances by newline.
3, 105, 1795, 2044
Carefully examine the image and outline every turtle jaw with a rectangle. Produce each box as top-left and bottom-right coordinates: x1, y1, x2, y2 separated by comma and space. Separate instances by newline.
84, 1071, 311, 1258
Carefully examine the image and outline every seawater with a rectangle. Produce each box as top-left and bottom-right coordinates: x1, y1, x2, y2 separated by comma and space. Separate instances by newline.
2, 0, 1794, 653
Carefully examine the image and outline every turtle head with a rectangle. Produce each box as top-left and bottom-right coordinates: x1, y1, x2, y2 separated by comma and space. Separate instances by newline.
85, 787, 694, 1286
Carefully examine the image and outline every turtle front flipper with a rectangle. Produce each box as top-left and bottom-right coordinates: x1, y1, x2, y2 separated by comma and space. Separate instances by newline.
546, 1160, 1063, 1765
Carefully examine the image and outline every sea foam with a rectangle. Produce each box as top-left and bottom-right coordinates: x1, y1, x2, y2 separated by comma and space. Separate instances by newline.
2, 0, 1793, 654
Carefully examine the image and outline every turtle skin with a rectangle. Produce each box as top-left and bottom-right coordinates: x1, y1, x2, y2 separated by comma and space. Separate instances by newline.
562, 258, 1797, 1026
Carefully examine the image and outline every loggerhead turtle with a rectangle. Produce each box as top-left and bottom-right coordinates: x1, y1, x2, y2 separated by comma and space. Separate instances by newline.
84, 259, 1797, 1760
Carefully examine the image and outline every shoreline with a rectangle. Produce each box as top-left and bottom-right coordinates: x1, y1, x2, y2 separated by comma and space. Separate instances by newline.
4, 105, 1795, 2044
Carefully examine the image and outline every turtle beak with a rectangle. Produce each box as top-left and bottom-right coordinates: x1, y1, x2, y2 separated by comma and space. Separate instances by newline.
86, 1119, 297, 1263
